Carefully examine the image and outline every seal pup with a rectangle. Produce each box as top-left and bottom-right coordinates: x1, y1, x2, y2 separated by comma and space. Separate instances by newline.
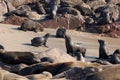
31, 33, 50, 47
64, 35, 86, 58
56, 27, 66, 38
98, 39, 109, 59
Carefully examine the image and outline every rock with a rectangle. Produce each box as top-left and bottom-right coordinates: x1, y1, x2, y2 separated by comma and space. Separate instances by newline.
2, 14, 29, 25
36, 48, 76, 63
0, 69, 29, 80
74, 2, 93, 16
27, 11, 45, 20
8, 0, 37, 8
86, 0, 106, 10
95, 4, 119, 24
41, 14, 85, 30
94, 22, 120, 38
0, 0, 8, 16
4, 0, 16, 12
60, 0, 83, 7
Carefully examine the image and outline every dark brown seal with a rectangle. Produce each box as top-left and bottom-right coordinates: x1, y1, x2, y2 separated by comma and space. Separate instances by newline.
98, 39, 109, 59
0, 51, 40, 65
56, 27, 66, 38
31, 33, 50, 47
64, 35, 86, 58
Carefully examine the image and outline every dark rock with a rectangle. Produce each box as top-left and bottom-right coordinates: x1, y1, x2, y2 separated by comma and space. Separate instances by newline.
94, 22, 120, 38
95, 4, 119, 25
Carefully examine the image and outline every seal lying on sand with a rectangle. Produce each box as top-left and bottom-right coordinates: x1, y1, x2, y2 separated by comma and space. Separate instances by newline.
31, 33, 50, 47
86, 65, 120, 80
19, 61, 101, 76
18, 20, 44, 32
64, 35, 86, 58
56, 27, 66, 38
98, 39, 109, 59
110, 49, 120, 64
0, 50, 40, 65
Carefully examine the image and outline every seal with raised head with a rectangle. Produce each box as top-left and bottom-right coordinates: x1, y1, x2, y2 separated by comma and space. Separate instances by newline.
64, 35, 86, 58
31, 33, 51, 47
98, 39, 109, 59
49, 0, 60, 19
56, 27, 66, 38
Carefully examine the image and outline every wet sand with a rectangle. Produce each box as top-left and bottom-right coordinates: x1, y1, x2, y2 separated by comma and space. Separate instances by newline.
0, 23, 119, 60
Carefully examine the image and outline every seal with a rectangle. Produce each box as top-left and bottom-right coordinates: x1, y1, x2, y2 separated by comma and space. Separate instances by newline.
49, 0, 60, 19
98, 39, 109, 59
64, 35, 86, 58
19, 61, 101, 76
18, 20, 44, 32
56, 27, 66, 38
31, 33, 51, 47
86, 65, 120, 80
110, 49, 120, 64
0, 50, 40, 65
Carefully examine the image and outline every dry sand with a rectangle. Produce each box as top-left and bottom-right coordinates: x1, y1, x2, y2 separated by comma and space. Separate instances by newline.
0, 23, 119, 60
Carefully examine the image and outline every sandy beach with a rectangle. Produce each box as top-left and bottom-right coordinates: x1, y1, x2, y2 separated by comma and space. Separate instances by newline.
0, 23, 119, 60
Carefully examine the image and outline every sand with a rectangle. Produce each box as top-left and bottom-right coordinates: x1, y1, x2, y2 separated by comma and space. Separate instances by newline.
0, 23, 119, 60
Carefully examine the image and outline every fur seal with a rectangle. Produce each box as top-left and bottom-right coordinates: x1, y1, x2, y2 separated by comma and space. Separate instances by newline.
0, 51, 40, 65
49, 0, 60, 19
98, 39, 109, 59
19, 61, 101, 76
86, 65, 120, 80
18, 20, 44, 32
110, 49, 120, 64
31, 33, 50, 47
56, 27, 66, 38
64, 35, 86, 57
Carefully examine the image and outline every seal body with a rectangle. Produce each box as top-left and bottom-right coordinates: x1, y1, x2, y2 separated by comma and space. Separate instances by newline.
31, 33, 50, 47
98, 39, 109, 59
64, 35, 86, 59
0, 51, 40, 65
56, 27, 66, 38
18, 20, 44, 32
